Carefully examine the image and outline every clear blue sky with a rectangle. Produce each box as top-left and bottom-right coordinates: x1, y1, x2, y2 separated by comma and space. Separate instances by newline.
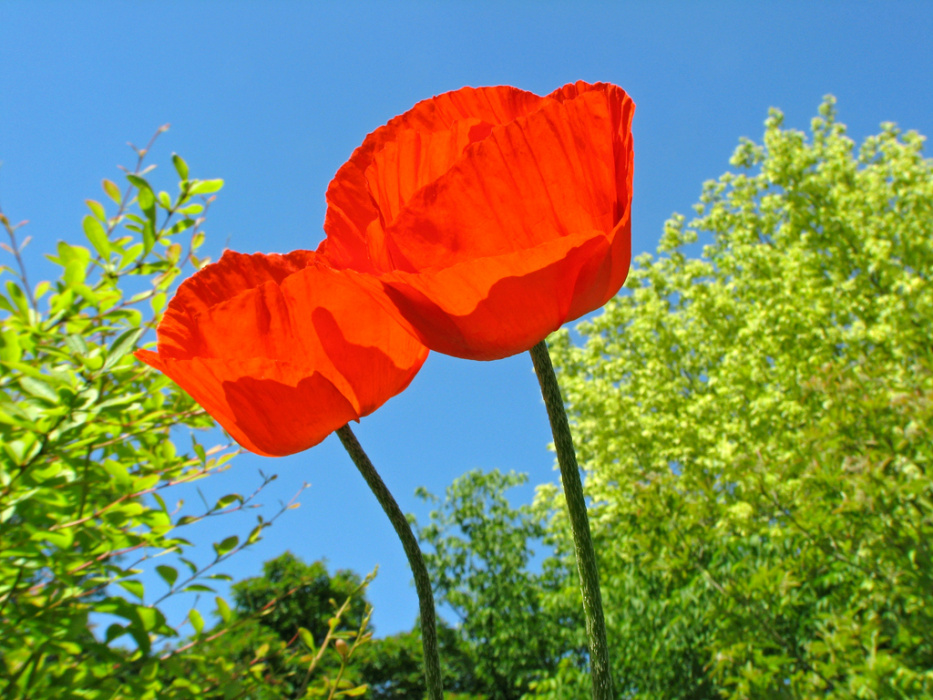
2, 1, 931, 638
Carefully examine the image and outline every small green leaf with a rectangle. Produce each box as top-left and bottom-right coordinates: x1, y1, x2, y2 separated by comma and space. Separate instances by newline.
65, 334, 88, 357
177, 204, 203, 215
137, 186, 155, 211
85, 199, 107, 221
105, 623, 126, 643
150, 291, 166, 315
298, 627, 316, 652
19, 375, 60, 404
126, 173, 151, 191
215, 596, 232, 623
6, 280, 30, 316
142, 220, 156, 254
189, 608, 205, 635
157, 191, 172, 210
118, 579, 145, 601
214, 535, 239, 558
188, 179, 224, 196
83, 215, 110, 257
172, 153, 190, 181
168, 219, 195, 236
103, 327, 145, 370
0, 328, 23, 362
137, 606, 160, 632
103, 178, 123, 204
215, 494, 243, 510
156, 565, 178, 588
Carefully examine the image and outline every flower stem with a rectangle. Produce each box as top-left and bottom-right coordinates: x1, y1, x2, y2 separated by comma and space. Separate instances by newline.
530, 339, 614, 700
335, 424, 443, 700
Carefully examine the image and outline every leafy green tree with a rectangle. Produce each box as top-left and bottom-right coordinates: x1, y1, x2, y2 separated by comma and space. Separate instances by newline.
415, 470, 583, 700
544, 97, 933, 698
0, 132, 359, 699
163, 552, 375, 699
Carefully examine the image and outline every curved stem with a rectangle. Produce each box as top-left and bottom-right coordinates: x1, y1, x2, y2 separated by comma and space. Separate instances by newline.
530, 339, 614, 700
335, 424, 443, 700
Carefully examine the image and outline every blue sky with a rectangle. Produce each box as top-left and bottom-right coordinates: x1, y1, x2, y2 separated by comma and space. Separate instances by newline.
2, 1, 932, 638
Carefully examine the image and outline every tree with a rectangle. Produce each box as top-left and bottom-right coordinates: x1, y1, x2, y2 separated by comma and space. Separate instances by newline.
0, 132, 353, 699
163, 552, 374, 699
544, 97, 933, 697
415, 469, 584, 700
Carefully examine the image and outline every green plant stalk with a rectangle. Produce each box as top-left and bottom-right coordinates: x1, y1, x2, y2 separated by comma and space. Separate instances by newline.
530, 339, 614, 700
335, 424, 443, 700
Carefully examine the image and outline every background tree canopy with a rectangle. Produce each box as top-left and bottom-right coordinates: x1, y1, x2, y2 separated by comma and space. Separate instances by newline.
542, 97, 933, 698
2, 99, 930, 698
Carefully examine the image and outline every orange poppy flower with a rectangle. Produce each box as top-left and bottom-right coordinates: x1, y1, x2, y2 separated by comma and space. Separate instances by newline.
136, 250, 428, 457
318, 80, 634, 361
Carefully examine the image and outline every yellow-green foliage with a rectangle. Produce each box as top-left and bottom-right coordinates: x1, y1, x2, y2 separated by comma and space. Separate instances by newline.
547, 98, 933, 698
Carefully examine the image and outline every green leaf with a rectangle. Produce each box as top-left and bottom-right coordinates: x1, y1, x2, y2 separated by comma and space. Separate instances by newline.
0, 327, 23, 362
150, 291, 166, 314
172, 153, 190, 181
102, 327, 145, 370
40, 528, 74, 548
19, 375, 60, 404
156, 565, 178, 588
126, 173, 151, 191
6, 280, 30, 316
215, 596, 232, 623
118, 579, 145, 601
85, 198, 107, 221
105, 623, 126, 643
137, 606, 161, 632
168, 219, 195, 236
215, 494, 243, 510
137, 186, 155, 211
188, 179, 224, 196
103, 178, 122, 204
64, 334, 88, 357
189, 608, 205, 635
214, 535, 239, 558
142, 220, 156, 254
298, 627, 316, 652
82, 214, 110, 257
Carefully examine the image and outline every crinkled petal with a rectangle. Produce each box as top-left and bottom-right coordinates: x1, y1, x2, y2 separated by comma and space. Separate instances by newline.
382, 84, 633, 272
139, 250, 428, 456
380, 225, 626, 360
320, 86, 545, 272
136, 351, 358, 457
318, 81, 635, 362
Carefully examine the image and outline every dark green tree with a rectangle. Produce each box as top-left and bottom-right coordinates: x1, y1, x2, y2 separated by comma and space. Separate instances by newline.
416, 469, 583, 700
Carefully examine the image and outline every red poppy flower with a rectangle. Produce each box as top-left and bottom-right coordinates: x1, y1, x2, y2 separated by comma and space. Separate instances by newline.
136, 250, 427, 457
318, 80, 634, 361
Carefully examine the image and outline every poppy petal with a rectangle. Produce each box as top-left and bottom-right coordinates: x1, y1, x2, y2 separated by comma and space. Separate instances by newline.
320, 86, 545, 272
383, 85, 632, 272
136, 351, 358, 457
138, 250, 427, 456
318, 81, 634, 361
380, 228, 619, 360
